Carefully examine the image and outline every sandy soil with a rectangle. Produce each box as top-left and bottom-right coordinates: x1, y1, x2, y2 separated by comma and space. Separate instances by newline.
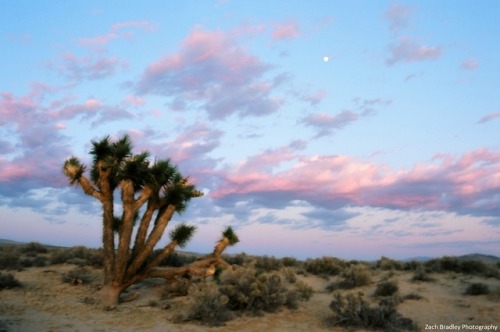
1, 264, 499, 331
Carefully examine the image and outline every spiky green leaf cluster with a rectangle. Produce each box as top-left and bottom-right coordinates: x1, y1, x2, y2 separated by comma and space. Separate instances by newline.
222, 227, 239, 246
63, 157, 85, 184
169, 223, 196, 248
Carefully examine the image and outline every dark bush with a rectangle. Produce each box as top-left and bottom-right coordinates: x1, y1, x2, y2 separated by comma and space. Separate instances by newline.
374, 280, 399, 297
459, 260, 489, 275
0, 248, 21, 270
20, 242, 48, 254
464, 283, 490, 296
329, 292, 417, 331
0, 272, 21, 290
19, 256, 48, 268
157, 252, 196, 267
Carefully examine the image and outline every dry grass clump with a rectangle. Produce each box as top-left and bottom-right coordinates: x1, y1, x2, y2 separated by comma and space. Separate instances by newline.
304, 257, 347, 276
252, 255, 284, 272
50, 246, 103, 267
464, 283, 490, 296
329, 292, 418, 331
62, 267, 94, 285
0, 272, 22, 290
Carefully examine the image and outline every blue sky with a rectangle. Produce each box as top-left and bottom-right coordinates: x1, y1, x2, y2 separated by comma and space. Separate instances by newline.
1, 1, 499, 260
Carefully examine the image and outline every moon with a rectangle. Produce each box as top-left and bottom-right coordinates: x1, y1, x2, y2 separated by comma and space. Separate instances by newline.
323, 56, 329, 62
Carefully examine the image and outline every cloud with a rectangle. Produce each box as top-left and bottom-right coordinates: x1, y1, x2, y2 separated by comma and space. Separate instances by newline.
48, 52, 128, 82
386, 37, 442, 65
136, 26, 283, 119
477, 112, 500, 124
210, 148, 500, 218
461, 58, 479, 70
79, 21, 157, 47
272, 20, 301, 40
50, 98, 135, 125
300, 111, 359, 138
383, 4, 412, 32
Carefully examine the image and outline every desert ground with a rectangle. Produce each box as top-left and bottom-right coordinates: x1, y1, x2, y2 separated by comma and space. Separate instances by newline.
1, 246, 499, 332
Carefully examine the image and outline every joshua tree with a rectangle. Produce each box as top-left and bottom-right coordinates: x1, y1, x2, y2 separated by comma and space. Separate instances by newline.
63, 135, 238, 307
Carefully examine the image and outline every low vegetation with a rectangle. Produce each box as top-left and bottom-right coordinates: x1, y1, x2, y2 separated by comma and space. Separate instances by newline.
1, 241, 499, 329
329, 292, 418, 331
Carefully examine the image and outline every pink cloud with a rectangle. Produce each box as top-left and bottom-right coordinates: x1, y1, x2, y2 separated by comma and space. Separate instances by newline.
301, 111, 359, 138
272, 20, 301, 41
477, 112, 500, 124
137, 27, 282, 119
387, 37, 442, 65
48, 52, 128, 82
79, 21, 157, 46
298, 89, 327, 106
123, 95, 146, 107
383, 4, 412, 32
461, 58, 479, 70
210, 148, 500, 217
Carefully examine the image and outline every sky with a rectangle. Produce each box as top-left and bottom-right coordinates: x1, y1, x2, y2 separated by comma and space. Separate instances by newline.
0, 1, 499, 260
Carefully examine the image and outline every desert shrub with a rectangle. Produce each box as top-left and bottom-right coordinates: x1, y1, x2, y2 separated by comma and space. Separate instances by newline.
329, 292, 417, 331
20, 242, 48, 255
162, 277, 191, 299
464, 283, 490, 296
459, 260, 488, 275
304, 257, 346, 276
336, 265, 371, 289
218, 265, 309, 314
374, 280, 399, 297
376, 257, 404, 271
293, 280, 314, 301
281, 267, 297, 283
0, 248, 21, 270
253, 255, 283, 272
281, 256, 300, 267
177, 283, 233, 326
157, 251, 196, 267
62, 267, 94, 285
403, 260, 421, 271
412, 265, 434, 282
0, 272, 21, 290
425, 256, 459, 273
223, 253, 249, 266
19, 256, 48, 268
50, 246, 103, 267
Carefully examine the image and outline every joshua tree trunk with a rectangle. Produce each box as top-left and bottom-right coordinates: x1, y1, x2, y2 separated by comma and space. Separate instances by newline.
63, 135, 238, 308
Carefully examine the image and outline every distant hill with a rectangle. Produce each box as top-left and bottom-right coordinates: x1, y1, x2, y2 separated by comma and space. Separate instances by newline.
457, 253, 500, 264
0, 239, 25, 245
